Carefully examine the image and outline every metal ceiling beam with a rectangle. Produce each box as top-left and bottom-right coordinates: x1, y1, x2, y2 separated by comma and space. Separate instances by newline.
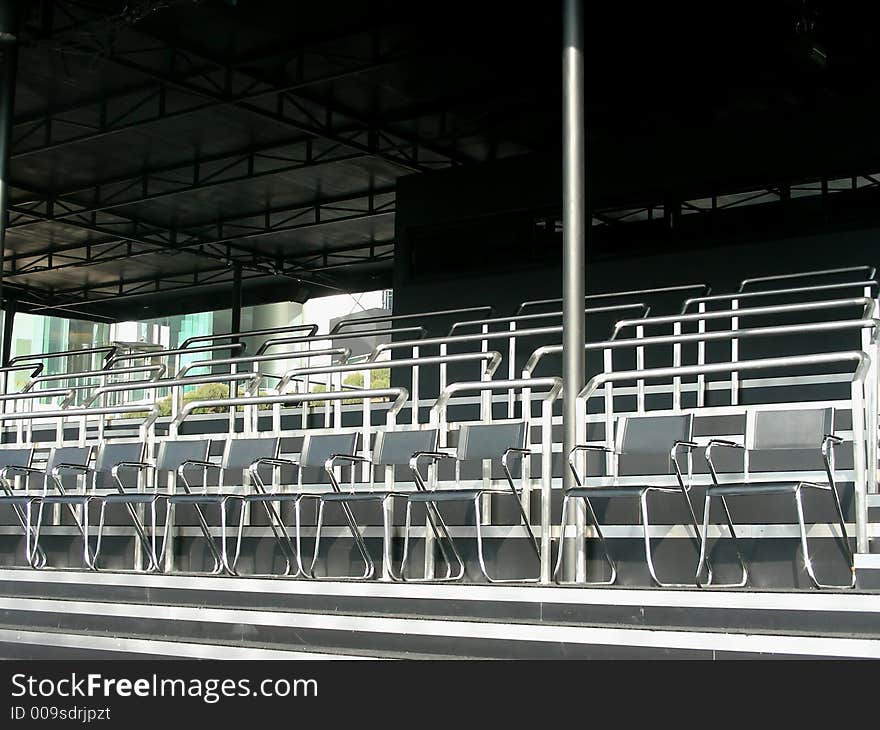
6, 186, 395, 273
24, 2, 468, 171
23, 240, 395, 312
8, 138, 372, 228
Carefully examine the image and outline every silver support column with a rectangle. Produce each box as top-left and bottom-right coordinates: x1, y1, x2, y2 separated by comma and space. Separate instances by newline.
0, 1, 20, 373
562, 0, 586, 580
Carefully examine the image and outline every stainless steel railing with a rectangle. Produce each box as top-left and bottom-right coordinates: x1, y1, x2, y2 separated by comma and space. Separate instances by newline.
572, 351, 873, 566
738, 265, 877, 292
329, 306, 494, 335
516, 283, 710, 315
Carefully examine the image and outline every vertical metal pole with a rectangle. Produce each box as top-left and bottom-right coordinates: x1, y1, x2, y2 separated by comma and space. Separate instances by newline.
0, 3, 20, 380
230, 262, 243, 336
562, 0, 586, 580
230, 262, 243, 429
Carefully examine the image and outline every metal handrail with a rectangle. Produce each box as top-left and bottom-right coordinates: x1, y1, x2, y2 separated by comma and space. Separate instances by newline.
277, 351, 505, 394
0, 403, 162, 441
180, 323, 319, 349
0, 363, 44, 378
170, 388, 410, 429
256, 327, 427, 356
682, 282, 879, 314
368, 319, 650, 362
615, 297, 876, 338
432, 376, 563, 419
20, 364, 167, 393
104, 343, 245, 369
574, 351, 874, 554
329, 306, 494, 335
738, 266, 877, 292
516, 284, 711, 315
174, 348, 352, 379
9, 345, 117, 367
446, 303, 650, 336
80, 373, 262, 409
431, 376, 563, 582
525, 318, 880, 375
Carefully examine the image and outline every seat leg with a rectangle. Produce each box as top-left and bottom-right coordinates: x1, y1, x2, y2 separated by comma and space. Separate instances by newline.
399, 499, 465, 583
310, 498, 375, 581
554, 495, 617, 585
30, 500, 47, 570
4, 488, 47, 568
796, 487, 856, 589
258, 498, 299, 577
641, 490, 698, 588
696, 494, 748, 588
219, 499, 239, 576
24, 500, 44, 569
82, 498, 100, 571
475, 493, 540, 584
120, 500, 160, 572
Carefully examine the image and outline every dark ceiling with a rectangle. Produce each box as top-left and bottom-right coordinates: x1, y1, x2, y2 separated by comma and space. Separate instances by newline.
3, 0, 880, 320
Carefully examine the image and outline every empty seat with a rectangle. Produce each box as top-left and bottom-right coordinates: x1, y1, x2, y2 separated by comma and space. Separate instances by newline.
309, 428, 440, 581
696, 407, 854, 589
554, 413, 700, 587
402, 421, 540, 583
231, 432, 360, 578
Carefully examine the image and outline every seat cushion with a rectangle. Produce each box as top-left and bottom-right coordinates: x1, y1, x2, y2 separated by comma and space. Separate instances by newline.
41, 494, 95, 505
102, 493, 162, 504
408, 489, 485, 503
0, 495, 34, 505
321, 491, 395, 503
240, 492, 319, 502
565, 485, 677, 499
167, 494, 228, 504
706, 481, 825, 497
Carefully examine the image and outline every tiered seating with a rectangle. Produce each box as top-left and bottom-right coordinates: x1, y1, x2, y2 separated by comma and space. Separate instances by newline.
0, 267, 875, 591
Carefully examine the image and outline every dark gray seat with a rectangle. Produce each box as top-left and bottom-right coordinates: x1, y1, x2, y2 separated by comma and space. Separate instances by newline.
225, 432, 359, 578
697, 407, 853, 589
165, 436, 281, 576
0, 447, 44, 567
555, 413, 700, 587
402, 420, 540, 584
96, 438, 212, 573
309, 429, 440, 581
29, 445, 97, 570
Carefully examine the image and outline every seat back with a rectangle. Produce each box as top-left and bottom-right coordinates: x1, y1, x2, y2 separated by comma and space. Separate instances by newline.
616, 414, 694, 456
223, 437, 280, 470
300, 432, 359, 468
46, 445, 92, 472
456, 421, 526, 461
748, 407, 833, 450
0, 447, 33, 469
155, 439, 211, 472
94, 441, 145, 473
373, 429, 438, 466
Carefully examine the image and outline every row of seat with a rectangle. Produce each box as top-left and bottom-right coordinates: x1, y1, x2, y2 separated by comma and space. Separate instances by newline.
0, 404, 854, 589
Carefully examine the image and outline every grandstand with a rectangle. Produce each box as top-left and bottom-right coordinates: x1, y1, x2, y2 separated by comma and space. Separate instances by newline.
1, 1, 880, 659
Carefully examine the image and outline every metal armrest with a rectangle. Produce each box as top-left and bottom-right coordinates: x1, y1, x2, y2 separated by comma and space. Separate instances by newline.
568, 444, 614, 481
246, 456, 301, 489
502, 447, 535, 472
409, 450, 456, 471
670, 441, 702, 490
324, 453, 373, 470
0, 465, 47, 480
409, 451, 456, 490
51, 463, 92, 477
704, 439, 745, 486
111, 461, 156, 494
176, 459, 220, 478
822, 434, 844, 460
